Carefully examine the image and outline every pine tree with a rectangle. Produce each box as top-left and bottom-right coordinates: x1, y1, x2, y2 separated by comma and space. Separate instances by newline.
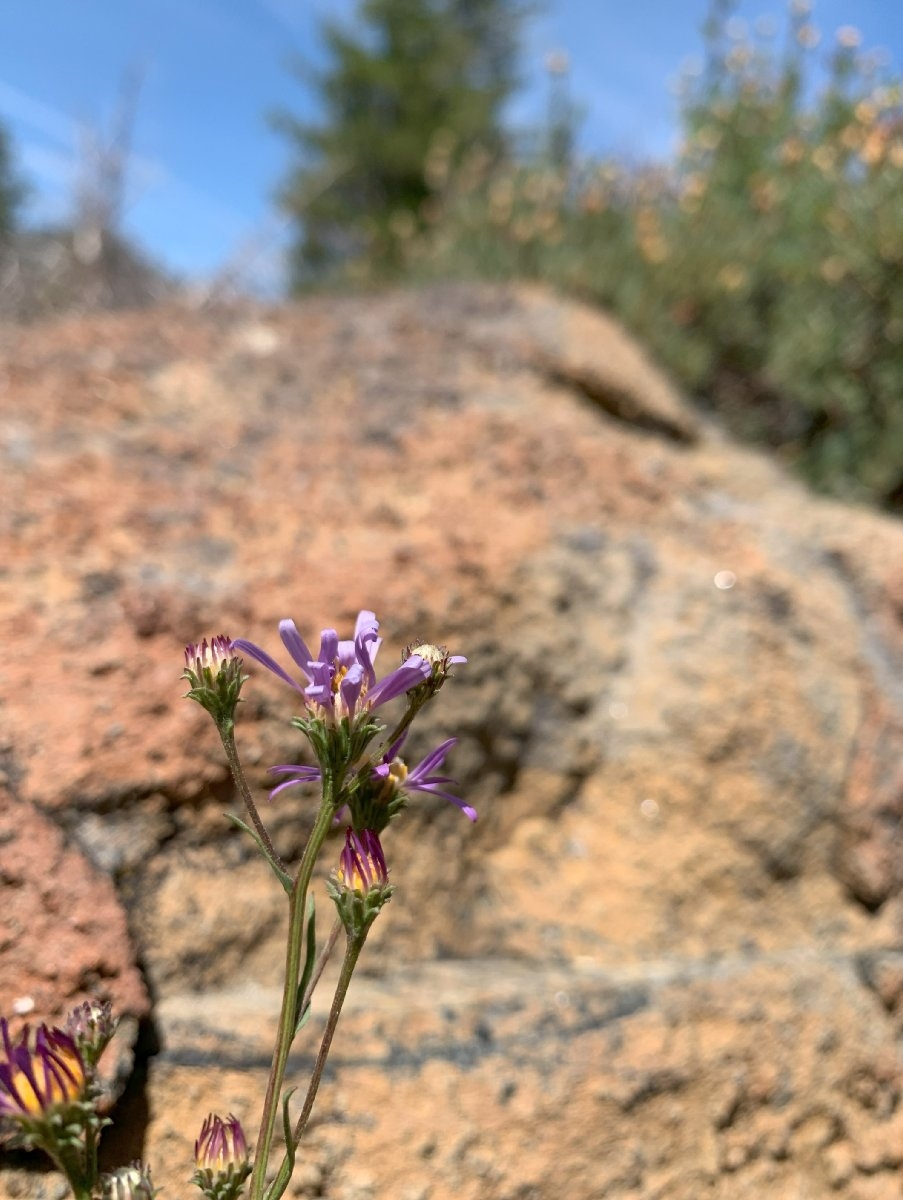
275, 0, 526, 285
0, 122, 25, 243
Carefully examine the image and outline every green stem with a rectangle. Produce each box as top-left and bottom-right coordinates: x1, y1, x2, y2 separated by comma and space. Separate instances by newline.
301, 919, 342, 1015
380, 686, 440, 766
382, 702, 423, 760
219, 725, 288, 878
249, 793, 336, 1200
41, 1131, 92, 1200
83, 1120, 98, 1197
264, 930, 367, 1200
293, 931, 366, 1144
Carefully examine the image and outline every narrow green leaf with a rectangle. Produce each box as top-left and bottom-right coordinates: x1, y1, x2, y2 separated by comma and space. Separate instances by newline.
262, 1089, 298, 1200
223, 813, 293, 894
282, 1087, 297, 1174
293, 894, 317, 1036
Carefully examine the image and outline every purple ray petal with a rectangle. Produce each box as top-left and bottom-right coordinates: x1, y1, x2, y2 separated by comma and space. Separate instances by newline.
269, 777, 311, 801
410, 738, 458, 778
385, 729, 409, 762
355, 624, 380, 687
268, 764, 322, 779
340, 664, 364, 716
304, 660, 334, 707
279, 620, 315, 678
418, 787, 478, 821
367, 656, 430, 707
318, 629, 339, 665
232, 638, 304, 693
267, 763, 321, 801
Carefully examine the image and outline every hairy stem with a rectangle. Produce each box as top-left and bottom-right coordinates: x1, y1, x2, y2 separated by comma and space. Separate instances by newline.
293, 930, 366, 1144
301, 919, 342, 1014
219, 724, 288, 877
41, 1130, 92, 1200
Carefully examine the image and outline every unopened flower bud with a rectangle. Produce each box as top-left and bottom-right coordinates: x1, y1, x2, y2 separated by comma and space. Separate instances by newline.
193, 1112, 252, 1200
65, 999, 117, 1071
403, 642, 466, 705
183, 637, 246, 729
101, 1163, 156, 1200
326, 828, 394, 935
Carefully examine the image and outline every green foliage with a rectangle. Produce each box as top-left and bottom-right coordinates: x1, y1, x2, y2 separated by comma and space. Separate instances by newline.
0, 121, 25, 242
275, 0, 526, 286
410, 3, 903, 509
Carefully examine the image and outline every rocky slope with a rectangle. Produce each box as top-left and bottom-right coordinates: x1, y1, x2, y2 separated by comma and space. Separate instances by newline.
1, 284, 902, 1199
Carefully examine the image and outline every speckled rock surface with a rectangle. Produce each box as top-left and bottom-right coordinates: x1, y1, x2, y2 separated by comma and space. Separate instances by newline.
0, 785, 147, 1019
1, 284, 902, 1199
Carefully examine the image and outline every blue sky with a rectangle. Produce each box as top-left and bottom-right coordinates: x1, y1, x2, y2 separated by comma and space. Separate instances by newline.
1, 0, 900, 290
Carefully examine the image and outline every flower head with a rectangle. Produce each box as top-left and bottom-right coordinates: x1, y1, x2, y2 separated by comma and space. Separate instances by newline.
193, 1113, 251, 1200
402, 641, 466, 707
195, 1112, 249, 1171
268, 733, 476, 828
183, 636, 246, 727
375, 733, 477, 821
327, 828, 394, 934
337, 827, 389, 893
185, 635, 236, 676
233, 610, 431, 725
0, 1019, 86, 1121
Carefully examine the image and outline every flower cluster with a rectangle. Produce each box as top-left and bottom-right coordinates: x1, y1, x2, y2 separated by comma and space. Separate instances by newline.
233, 610, 431, 726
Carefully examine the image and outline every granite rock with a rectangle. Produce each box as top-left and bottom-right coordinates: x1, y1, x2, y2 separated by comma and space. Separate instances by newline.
1, 285, 902, 1198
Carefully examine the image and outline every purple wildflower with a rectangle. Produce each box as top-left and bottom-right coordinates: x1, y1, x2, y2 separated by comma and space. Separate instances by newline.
0, 1019, 86, 1118
403, 642, 467, 698
377, 732, 477, 821
233, 610, 430, 722
406, 643, 467, 671
328, 828, 394, 934
268, 733, 476, 821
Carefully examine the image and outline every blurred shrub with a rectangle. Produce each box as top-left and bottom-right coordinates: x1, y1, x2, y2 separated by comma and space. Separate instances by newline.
0, 227, 173, 323
410, 2, 903, 509
0, 78, 174, 324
